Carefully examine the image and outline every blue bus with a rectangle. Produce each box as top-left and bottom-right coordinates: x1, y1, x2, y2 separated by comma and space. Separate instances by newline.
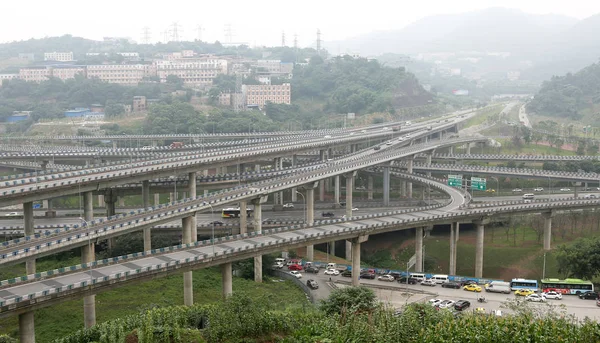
510, 278, 538, 291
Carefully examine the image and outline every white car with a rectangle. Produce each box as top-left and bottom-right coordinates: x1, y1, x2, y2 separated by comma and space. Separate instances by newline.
421, 279, 436, 287
512, 188, 523, 192
141, 146, 153, 150
533, 187, 544, 192
5, 212, 19, 217
378, 275, 395, 282
352, 207, 359, 211
283, 203, 294, 208
525, 294, 546, 302
543, 291, 563, 300
560, 188, 571, 191
429, 298, 442, 307
324, 269, 339, 276
584, 194, 597, 199
438, 300, 456, 309
290, 271, 302, 279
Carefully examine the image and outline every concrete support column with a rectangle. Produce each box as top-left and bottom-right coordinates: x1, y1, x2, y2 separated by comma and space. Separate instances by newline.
306, 188, 315, 260
334, 175, 340, 204
449, 222, 459, 275
319, 180, 325, 202
252, 200, 263, 283
19, 312, 35, 343
188, 172, 197, 240
351, 235, 368, 286
222, 262, 233, 298
542, 211, 554, 251
117, 196, 125, 207
466, 143, 471, 155
426, 153, 433, 177
153, 193, 159, 206
383, 166, 390, 206
255, 164, 261, 172
474, 219, 486, 278
401, 181, 406, 197
142, 181, 152, 252
291, 155, 298, 202
182, 216, 194, 306
345, 172, 356, 261
449, 146, 454, 155
97, 194, 105, 208
367, 175, 373, 200
23, 201, 35, 274
407, 157, 414, 198
239, 201, 248, 234
415, 227, 423, 273
81, 191, 96, 328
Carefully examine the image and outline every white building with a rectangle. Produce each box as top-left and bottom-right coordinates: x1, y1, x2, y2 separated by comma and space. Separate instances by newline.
44, 52, 74, 62
154, 58, 228, 85
86, 64, 151, 85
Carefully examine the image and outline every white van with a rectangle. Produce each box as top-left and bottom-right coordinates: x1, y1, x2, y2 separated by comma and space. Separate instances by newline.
275, 258, 285, 264
410, 273, 426, 282
522, 194, 534, 200
485, 281, 511, 294
431, 274, 449, 284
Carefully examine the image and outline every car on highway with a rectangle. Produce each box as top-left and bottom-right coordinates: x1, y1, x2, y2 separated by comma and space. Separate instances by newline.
306, 279, 319, 289
283, 203, 294, 208
321, 212, 335, 217
515, 289, 535, 297
579, 291, 598, 300
360, 273, 376, 280
463, 284, 482, 292
288, 264, 303, 271
324, 269, 339, 276
525, 294, 546, 302
485, 189, 495, 193
304, 266, 320, 274
560, 188, 572, 192
373, 146, 381, 151
421, 279, 436, 287
386, 142, 393, 145
340, 270, 352, 277
441, 281, 461, 289
460, 280, 478, 287
352, 207, 359, 211
397, 277, 419, 284
141, 146, 153, 150
290, 271, 302, 279
534, 187, 544, 192
454, 300, 471, 311
512, 188, 523, 192
4, 212, 19, 217
209, 220, 224, 225
438, 300, 456, 309
378, 275, 395, 282
584, 194, 597, 199
542, 291, 562, 300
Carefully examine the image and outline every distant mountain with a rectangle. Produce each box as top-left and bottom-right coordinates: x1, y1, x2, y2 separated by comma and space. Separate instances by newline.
329, 8, 579, 56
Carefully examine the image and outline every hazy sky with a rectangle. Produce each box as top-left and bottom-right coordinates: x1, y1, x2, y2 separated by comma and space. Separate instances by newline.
2, 0, 599, 47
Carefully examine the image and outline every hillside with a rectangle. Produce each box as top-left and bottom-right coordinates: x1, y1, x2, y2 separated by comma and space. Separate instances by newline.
527, 61, 600, 123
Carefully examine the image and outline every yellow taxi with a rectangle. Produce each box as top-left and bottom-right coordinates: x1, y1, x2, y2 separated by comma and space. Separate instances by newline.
463, 284, 482, 292
515, 289, 535, 297
486, 189, 496, 193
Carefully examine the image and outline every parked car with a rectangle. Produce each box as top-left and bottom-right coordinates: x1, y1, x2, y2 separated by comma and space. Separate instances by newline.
515, 289, 535, 297
360, 273, 376, 280
283, 203, 294, 208
378, 275, 395, 282
441, 281, 461, 289
209, 220, 224, 225
397, 277, 419, 285
421, 279, 436, 287
463, 284, 482, 292
288, 264, 303, 271
534, 187, 544, 192
321, 212, 335, 217
304, 266, 320, 274
560, 188, 572, 191
454, 300, 471, 311
525, 294, 547, 302
306, 279, 319, 289
438, 300, 456, 309
4, 212, 19, 217
543, 291, 563, 300
579, 291, 598, 300
272, 262, 284, 269
429, 299, 442, 307
290, 271, 302, 279
340, 270, 352, 277
460, 280, 478, 287
324, 269, 339, 276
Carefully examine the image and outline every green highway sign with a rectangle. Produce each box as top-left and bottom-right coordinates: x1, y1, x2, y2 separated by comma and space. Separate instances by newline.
471, 177, 487, 191
447, 174, 463, 187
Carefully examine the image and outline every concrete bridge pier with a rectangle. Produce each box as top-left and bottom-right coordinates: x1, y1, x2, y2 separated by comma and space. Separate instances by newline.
415, 227, 424, 272
466, 143, 471, 155
542, 211, 554, 251
367, 175, 373, 200
117, 196, 125, 207
82, 191, 96, 328
351, 235, 369, 286
97, 195, 105, 208
188, 172, 197, 240
44, 198, 56, 218
182, 215, 194, 306
153, 193, 159, 206
345, 172, 357, 261
334, 175, 340, 206
222, 262, 233, 298
305, 187, 315, 260
24, 201, 35, 274
142, 180, 152, 251
382, 166, 390, 206
473, 219, 488, 278
291, 155, 298, 202
449, 222, 460, 275
239, 201, 248, 234
252, 196, 268, 282
19, 311, 35, 343
426, 152, 433, 177
407, 157, 414, 198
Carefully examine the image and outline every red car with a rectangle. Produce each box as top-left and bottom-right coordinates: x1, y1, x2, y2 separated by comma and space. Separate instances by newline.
288, 264, 303, 271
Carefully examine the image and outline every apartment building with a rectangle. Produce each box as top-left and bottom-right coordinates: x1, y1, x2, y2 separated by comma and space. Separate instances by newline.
52, 66, 86, 80
19, 67, 51, 82
86, 64, 151, 84
154, 57, 228, 85
44, 51, 74, 62
243, 83, 291, 108
0, 74, 18, 86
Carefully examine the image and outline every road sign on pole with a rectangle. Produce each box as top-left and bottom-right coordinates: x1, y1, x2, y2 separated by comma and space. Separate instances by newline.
471, 177, 487, 191
407, 254, 416, 269
447, 174, 463, 187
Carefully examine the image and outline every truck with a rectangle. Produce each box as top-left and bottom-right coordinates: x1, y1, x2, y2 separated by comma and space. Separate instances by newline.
485, 281, 511, 294
170, 142, 184, 148
392, 126, 401, 132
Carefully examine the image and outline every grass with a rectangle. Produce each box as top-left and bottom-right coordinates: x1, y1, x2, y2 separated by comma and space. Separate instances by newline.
463, 104, 504, 129
478, 139, 578, 156
0, 266, 308, 342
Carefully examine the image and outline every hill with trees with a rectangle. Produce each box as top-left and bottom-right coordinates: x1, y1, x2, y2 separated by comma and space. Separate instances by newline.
527, 61, 600, 123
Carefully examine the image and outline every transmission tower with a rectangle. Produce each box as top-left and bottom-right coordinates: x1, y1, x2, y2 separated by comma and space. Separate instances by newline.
224, 24, 233, 43
293, 34, 298, 50
281, 31, 286, 47
316, 29, 322, 55
195, 25, 205, 41
161, 29, 169, 43
171, 22, 183, 42
141, 27, 151, 44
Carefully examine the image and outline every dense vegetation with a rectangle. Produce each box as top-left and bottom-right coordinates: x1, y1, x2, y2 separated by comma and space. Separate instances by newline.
528, 62, 600, 122
55, 287, 600, 343
556, 236, 600, 280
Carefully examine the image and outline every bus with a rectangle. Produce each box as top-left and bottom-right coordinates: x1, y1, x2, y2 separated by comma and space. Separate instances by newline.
541, 278, 594, 295
221, 207, 253, 218
510, 278, 538, 291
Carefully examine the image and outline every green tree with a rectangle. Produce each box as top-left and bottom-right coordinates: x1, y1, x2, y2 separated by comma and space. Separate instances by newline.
555, 237, 600, 280
104, 101, 125, 117
320, 286, 377, 316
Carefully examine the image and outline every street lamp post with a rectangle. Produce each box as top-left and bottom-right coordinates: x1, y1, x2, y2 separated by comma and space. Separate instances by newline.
542, 252, 547, 280
295, 191, 307, 224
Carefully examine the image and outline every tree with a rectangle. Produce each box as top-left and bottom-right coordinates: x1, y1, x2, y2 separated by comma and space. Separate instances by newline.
555, 237, 600, 279
104, 101, 125, 117
233, 255, 275, 280
320, 286, 377, 316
